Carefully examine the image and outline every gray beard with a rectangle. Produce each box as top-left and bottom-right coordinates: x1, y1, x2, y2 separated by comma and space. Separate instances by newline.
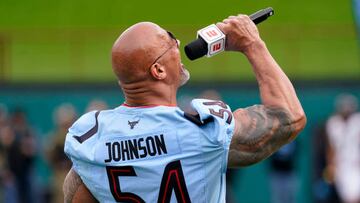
180, 67, 190, 86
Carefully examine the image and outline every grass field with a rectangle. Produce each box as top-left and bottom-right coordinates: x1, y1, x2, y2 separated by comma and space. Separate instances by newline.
0, 0, 359, 82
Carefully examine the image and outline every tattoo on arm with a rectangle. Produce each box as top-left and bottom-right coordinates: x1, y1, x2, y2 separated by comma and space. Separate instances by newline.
63, 169, 84, 203
228, 105, 295, 167
63, 169, 99, 203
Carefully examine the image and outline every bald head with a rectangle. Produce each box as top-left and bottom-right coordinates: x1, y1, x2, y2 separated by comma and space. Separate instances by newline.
110, 22, 190, 106
111, 22, 171, 84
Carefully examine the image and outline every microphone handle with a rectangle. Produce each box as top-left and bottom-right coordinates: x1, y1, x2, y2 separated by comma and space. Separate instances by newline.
249, 7, 274, 24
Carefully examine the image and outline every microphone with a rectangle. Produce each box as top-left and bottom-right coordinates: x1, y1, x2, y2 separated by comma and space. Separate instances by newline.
184, 7, 274, 60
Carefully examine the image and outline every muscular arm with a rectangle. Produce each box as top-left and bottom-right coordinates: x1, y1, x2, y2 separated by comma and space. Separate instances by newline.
229, 105, 299, 167
217, 15, 306, 167
63, 168, 98, 203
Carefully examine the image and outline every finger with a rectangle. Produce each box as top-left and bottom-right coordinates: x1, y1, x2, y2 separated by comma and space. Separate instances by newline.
223, 19, 231, 24
237, 14, 249, 18
216, 22, 225, 31
222, 15, 237, 24
223, 18, 238, 25
231, 15, 255, 27
237, 14, 252, 23
223, 15, 237, 23
216, 22, 229, 34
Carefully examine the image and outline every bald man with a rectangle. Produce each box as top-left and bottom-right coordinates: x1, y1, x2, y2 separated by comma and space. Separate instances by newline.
63, 15, 306, 203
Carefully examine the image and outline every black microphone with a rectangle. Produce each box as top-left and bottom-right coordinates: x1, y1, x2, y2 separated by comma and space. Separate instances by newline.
184, 7, 274, 60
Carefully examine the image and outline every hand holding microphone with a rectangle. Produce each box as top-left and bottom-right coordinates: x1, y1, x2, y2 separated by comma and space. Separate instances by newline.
184, 7, 274, 60
216, 14, 261, 53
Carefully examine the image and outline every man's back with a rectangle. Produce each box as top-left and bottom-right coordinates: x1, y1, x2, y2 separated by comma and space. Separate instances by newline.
63, 19, 306, 203
65, 99, 235, 203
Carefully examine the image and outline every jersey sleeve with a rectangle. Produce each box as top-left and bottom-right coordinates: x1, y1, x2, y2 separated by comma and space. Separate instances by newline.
64, 110, 100, 167
64, 110, 109, 201
190, 99, 235, 170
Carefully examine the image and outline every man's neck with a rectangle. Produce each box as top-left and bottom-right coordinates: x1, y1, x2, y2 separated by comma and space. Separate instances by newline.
123, 98, 177, 107
121, 83, 177, 107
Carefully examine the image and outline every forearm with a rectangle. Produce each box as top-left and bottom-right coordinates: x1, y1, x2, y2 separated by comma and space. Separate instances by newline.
218, 14, 306, 167
244, 40, 306, 131
228, 41, 306, 167
218, 13, 302, 115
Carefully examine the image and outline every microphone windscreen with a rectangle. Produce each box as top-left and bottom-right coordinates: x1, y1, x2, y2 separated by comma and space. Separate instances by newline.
184, 37, 208, 60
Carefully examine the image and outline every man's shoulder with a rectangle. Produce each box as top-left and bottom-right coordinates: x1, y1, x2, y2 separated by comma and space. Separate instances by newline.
68, 111, 98, 135
190, 99, 233, 125
188, 99, 235, 142
70, 108, 119, 132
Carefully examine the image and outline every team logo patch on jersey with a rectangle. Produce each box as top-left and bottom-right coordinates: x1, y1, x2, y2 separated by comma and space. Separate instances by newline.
128, 119, 140, 129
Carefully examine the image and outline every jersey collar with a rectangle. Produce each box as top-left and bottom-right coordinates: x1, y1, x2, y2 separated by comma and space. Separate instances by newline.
121, 103, 177, 108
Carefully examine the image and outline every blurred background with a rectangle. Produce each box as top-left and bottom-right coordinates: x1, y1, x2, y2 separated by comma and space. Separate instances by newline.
0, 0, 359, 202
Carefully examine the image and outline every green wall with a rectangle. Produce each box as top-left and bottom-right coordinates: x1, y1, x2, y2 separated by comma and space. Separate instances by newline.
0, 0, 359, 82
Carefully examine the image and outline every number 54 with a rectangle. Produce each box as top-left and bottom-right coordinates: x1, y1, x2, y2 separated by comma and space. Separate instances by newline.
106, 160, 191, 203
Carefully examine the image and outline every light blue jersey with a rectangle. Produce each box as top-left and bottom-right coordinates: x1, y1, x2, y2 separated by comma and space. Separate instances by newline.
64, 99, 235, 203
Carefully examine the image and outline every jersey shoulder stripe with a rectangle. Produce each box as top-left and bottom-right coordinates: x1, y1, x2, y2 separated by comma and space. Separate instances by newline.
183, 112, 214, 126
73, 111, 100, 143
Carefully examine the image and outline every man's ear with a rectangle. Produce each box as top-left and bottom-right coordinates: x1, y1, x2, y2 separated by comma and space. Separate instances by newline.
149, 63, 167, 80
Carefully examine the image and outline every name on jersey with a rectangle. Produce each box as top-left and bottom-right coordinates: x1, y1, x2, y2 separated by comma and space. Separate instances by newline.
104, 134, 168, 163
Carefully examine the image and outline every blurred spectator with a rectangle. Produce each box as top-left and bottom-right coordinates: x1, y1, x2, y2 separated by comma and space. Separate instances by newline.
47, 103, 77, 203
325, 94, 360, 203
269, 141, 298, 203
0, 124, 18, 203
0, 104, 8, 126
199, 89, 222, 101
7, 107, 37, 203
312, 120, 340, 203
178, 95, 194, 113
86, 99, 108, 112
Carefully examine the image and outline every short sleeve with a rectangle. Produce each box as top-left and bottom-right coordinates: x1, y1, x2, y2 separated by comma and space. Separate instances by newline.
64, 110, 100, 165
190, 99, 235, 170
